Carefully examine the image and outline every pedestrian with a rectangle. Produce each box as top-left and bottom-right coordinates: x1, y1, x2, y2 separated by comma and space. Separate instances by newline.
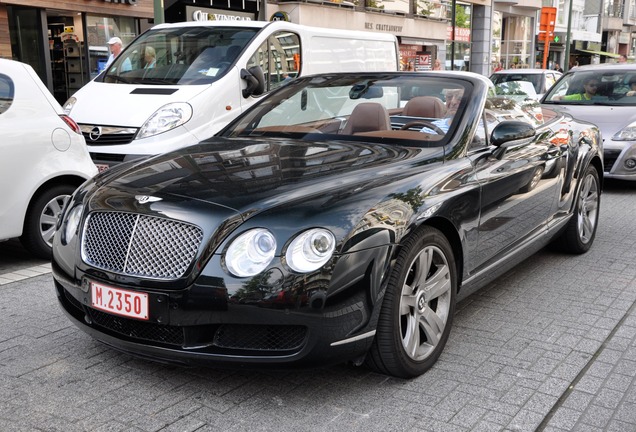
105, 36, 131, 71
618, 54, 627, 63
493, 62, 503, 72
554, 64, 563, 73
432, 59, 442, 70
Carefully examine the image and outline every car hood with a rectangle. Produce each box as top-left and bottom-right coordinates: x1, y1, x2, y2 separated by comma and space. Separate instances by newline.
90, 137, 444, 217
545, 104, 636, 137
69, 81, 208, 127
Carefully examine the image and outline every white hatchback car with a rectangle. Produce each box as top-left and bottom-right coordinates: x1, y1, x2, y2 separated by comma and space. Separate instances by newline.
0, 59, 97, 258
490, 68, 562, 100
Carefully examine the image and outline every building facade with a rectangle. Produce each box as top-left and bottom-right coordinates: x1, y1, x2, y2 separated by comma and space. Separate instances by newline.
492, 0, 542, 70
0, 0, 555, 101
0, 0, 153, 103
159, 0, 495, 75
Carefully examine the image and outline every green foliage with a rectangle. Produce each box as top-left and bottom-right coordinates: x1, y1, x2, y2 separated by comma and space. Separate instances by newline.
454, 4, 470, 28
418, 0, 435, 16
366, 0, 385, 8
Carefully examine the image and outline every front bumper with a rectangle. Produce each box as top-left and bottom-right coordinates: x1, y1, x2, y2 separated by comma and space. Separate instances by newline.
53, 260, 378, 369
604, 140, 636, 180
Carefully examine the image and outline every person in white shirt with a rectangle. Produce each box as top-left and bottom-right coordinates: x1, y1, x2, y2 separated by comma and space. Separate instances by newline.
105, 36, 131, 72
420, 89, 463, 134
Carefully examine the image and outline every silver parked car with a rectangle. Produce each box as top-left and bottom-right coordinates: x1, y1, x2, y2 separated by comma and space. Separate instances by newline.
490, 68, 562, 100
542, 63, 636, 181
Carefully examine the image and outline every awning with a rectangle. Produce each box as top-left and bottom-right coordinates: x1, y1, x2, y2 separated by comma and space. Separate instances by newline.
576, 49, 621, 58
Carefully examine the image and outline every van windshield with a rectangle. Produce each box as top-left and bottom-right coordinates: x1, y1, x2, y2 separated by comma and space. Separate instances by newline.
102, 26, 259, 85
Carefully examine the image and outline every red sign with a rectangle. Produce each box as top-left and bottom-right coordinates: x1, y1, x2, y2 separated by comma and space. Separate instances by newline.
446, 26, 471, 43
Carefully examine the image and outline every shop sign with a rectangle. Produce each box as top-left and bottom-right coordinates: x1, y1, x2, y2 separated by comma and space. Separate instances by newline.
400, 44, 420, 58
415, 52, 432, 71
446, 26, 470, 43
364, 22, 403, 33
270, 11, 290, 21
61, 33, 80, 43
191, 8, 253, 21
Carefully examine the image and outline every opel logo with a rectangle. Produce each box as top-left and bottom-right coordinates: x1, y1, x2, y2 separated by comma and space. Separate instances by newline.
88, 126, 102, 141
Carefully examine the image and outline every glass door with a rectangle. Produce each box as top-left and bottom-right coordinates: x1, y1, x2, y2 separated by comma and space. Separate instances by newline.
7, 6, 48, 84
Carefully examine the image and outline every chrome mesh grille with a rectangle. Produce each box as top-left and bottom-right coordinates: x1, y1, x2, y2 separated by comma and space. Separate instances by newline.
82, 212, 203, 280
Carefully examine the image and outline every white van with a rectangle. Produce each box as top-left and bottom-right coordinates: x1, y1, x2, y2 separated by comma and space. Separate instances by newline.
63, 20, 399, 170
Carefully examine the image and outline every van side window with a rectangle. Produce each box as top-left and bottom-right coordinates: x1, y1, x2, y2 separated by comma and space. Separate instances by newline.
0, 74, 14, 115
247, 31, 301, 93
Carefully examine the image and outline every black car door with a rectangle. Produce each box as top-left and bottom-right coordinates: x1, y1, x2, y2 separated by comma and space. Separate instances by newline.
466, 117, 563, 274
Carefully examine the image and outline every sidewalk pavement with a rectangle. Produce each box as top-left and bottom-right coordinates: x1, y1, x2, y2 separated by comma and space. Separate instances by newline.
0, 182, 635, 431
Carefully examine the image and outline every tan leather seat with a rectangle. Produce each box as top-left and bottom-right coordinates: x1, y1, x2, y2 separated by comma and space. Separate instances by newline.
341, 102, 391, 135
402, 96, 445, 118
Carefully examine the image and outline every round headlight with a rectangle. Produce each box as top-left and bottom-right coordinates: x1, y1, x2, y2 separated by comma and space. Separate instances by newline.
285, 228, 336, 273
225, 228, 277, 277
63, 205, 83, 245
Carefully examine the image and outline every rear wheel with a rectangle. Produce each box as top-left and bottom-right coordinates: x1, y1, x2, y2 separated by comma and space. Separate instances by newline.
558, 166, 600, 253
366, 226, 457, 378
20, 184, 75, 259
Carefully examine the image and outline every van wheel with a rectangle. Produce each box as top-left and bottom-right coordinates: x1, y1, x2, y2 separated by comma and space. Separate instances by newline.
20, 184, 75, 259
365, 226, 457, 378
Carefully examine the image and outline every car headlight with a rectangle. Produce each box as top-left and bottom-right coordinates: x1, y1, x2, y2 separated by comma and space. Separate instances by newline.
225, 228, 277, 277
612, 122, 636, 141
137, 103, 193, 139
62, 205, 83, 245
62, 97, 76, 115
285, 228, 336, 273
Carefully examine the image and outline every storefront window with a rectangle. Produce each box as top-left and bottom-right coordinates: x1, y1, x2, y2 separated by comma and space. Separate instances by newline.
500, 16, 533, 69
415, 0, 449, 19
7, 6, 47, 82
85, 14, 137, 78
491, 11, 502, 72
446, 2, 472, 70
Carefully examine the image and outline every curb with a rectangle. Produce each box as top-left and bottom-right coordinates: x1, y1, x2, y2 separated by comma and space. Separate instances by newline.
0, 263, 52, 285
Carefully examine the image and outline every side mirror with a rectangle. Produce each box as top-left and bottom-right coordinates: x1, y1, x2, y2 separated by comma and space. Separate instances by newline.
490, 121, 536, 147
241, 66, 265, 98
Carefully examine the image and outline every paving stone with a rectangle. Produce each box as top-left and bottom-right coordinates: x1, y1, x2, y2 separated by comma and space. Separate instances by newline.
2, 189, 636, 431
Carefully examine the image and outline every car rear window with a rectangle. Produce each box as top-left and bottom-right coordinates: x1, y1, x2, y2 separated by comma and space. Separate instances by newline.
0, 74, 14, 115
491, 73, 541, 93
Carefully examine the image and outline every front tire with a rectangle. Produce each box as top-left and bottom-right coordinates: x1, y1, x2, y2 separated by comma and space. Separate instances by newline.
366, 226, 457, 378
20, 184, 76, 259
558, 166, 600, 253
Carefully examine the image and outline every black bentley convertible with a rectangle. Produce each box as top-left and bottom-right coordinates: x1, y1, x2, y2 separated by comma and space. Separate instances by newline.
52, 72, 602, 378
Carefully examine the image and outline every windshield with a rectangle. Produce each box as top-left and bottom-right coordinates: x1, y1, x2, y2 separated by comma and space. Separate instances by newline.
543, 69, 636, 105
102, 26, 259, 85
221, 74, 473, 148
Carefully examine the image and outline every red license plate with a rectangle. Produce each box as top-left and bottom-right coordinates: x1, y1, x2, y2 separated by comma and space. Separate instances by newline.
90, 281, 149, 320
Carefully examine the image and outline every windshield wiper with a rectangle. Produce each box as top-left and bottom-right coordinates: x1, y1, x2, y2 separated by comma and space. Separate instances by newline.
105, 74, 132, 84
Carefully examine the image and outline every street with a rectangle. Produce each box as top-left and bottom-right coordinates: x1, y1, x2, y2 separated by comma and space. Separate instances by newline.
1, 179, 635, 432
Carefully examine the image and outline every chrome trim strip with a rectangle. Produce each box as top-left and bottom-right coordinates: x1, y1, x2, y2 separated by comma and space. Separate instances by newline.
330, 330, 376, 347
